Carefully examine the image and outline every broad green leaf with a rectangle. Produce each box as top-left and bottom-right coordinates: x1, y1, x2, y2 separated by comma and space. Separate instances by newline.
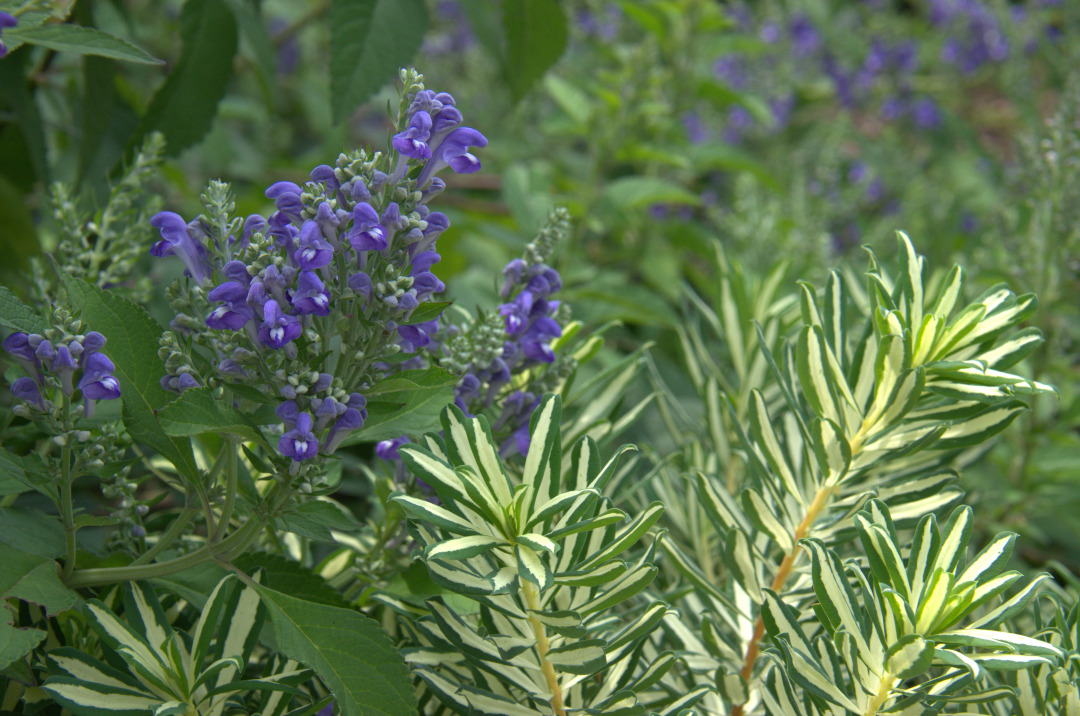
502, 0, 568, 102
156, 386, 265, 443
0, 283, 46, 333
329, 0, 428, 123
254, 584, 416, 716
351, 367, 458, 443
278, 499, 362, 543
131, 0, 238, 155
399, 300, 451, 326
0, 447, 54, 499
4, 24, 161, 64
1, 547, 78, 617
62, 277, 198, 482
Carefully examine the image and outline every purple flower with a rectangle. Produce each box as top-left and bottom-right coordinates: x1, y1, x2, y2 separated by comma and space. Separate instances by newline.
257, 300, 302, 349
294, 221, 334, 270
207, 281, 255, 330
279, 412, 318, 461
912, 97, 942, 129
398, 320, 438, 352
0, 12, 17, 59
376, 435, 411, 461
416, 127, 488, 188
52, 346, 79, 396
291, 270, 331, 316
324, 394, 367, 454
268, 212, 299, 253
11, 377, 46, 411
348, 271, 373, 301
348, 203, 388, 253
789, 15, 820, 57
500, 259, 526, 298
78, 353, 120, 400
410, 251, 445, 299
3, 332, 42, 382
500, 291, 534, 335
266, 181, 304, 224
276, 400, 300, 429
150, 212, 211, 284
393, 111, 433, 159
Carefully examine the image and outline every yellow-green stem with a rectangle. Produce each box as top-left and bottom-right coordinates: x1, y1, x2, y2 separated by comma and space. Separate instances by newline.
864, 673, 896, 716
523, 581, 566, 716
130, 505, 198, 566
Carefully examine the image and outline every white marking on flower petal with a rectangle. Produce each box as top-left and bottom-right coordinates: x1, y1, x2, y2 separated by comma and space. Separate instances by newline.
293, 439, 308, 455
271, 327, 285, 343
101, 377, 119, 390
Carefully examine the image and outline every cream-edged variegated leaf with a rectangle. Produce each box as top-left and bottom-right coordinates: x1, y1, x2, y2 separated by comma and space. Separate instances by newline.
607, 602, 669, 651
389, 492, 480, 535
772, 638, 862, 713
526, 488, 598, 530
122, 582, 173, 654
414, 667, 545, 716
934, 629, 1065, 661
885, 634, 933, 680
522, 393, 562, 513
83, 601, 169, 679
576, 502, 664, 571
741, 487, 794, 553
426, 535, 506, 561
399, 444, 474, 504
695, 471, 752, 534
966, 574, 1051, 629
724, 526, 763, 604
578, 564, 658, 615
555, 560, 628, 588
515, 544, 552, 590
42, 677, 161, 716
45, 648, 147, 694
957, 532, 1016, 586
516, 533, 558, 554
441, 403, 516, 508
546, 639, 607, 675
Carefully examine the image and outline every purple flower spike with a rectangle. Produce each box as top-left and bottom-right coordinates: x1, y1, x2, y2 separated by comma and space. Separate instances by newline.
78, 353, 121, 400
11, 377, 46, 411
0, 12, 17, 59
292, 270, 331, 316
349, 203, 388, 252
416, 127, 488, 188
257, 299, 302, 349
52, 346, 79, 396
393, 111, 433, 159
294, 221, 334, 270
150, 212, 212, 284
279, 412, 318, 462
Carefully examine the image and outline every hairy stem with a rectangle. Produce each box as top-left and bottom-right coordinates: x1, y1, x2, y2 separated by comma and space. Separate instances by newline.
523, 581, 566, 716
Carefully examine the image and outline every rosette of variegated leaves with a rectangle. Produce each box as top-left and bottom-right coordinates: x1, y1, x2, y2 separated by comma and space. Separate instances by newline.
41, 574, 330, 716
387, 394, 708, 716
755, 499, 1062, 715
639, 232, 1057, 715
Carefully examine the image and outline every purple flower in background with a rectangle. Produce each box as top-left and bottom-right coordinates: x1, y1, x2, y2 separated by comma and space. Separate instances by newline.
376, 435, 411, 461
788, 14, 820, 57
279, 412, 319, 461
912, 97, 942, 129
713, 54, 748, 89
150, 212, 212, 284
682, 112, 709, 143
0, 12, 17, 59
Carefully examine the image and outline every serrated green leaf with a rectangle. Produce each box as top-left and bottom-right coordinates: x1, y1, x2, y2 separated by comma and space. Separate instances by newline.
254, 583, 416, 716
0, 284, 46, 333
4, 24, 161, 64
278, 499, 362, 543
156, 387, 265, 443
329, 0, 428, 123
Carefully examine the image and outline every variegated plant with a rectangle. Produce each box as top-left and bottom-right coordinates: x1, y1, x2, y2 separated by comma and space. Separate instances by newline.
758, 500, 1060, 715
638, 232, 1060, 714
42, 575, 327, 716
387, 394, 706, 715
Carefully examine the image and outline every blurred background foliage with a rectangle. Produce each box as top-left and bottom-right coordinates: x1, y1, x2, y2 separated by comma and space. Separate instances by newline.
1, 0, 1077, 576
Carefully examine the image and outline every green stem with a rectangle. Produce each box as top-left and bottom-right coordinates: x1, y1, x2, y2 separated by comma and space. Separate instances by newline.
213, 436, 239, 542
59, 396, 77, 581
130, 505, 198, 566
65, 517, 263, 589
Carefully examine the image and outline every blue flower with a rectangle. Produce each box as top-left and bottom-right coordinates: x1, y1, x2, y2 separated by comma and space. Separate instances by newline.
291, 270, 331, 316
324, 394, 367, 454
150, 212, 212, 284
348, 203, 388, 252
294, 221, 334, 270
52, 345, 79, 396
11, 377, 46, 411
257, 299, 302, 349
79, 352, 121, 417
392, 111, 433, 159
416, 127, 488, 188
207, 281, 255, 330
279, 411, 319, 461
266, 181, 304, 224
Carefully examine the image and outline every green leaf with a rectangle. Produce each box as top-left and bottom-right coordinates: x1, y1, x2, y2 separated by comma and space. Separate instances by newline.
0, 447, 54, 499
254, 583, 416, 716
62, 277, 198, 482
278, 499, 362, 543
0, 507, 65, 558
351, 366, 458, 444
131, 0, 238, 155
502, 0, 568, 102
0, 283, 46, 333
4, 24, 161, 64
0, 619, 46, 672
233, 552, 350, 609
329, 0, 428, 124
156, 386, 266, 443
1, 547, 79, 617
41, 677, 160, 716
602, 176, 701, 210
399, 301, 451, 326
545, 639, 607, 675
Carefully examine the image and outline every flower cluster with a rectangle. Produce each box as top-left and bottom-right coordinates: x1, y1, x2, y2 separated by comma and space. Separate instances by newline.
149, 69, 485, 470
3, 313, 120, 419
